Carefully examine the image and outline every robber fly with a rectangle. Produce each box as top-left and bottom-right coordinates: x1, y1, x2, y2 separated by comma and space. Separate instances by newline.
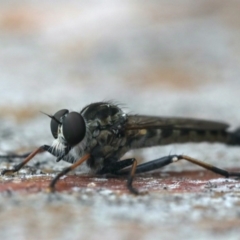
1, 102, 240, 194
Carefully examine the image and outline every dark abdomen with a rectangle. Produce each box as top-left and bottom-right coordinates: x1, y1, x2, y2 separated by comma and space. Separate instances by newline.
126, 128, 230, 149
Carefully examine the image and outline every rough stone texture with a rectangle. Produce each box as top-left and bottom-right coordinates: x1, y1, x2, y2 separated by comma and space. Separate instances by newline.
0, 1, 240, 239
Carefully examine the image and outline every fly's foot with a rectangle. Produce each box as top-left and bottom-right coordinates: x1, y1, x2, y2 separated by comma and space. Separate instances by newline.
1, 169, 15, 176
138, 190, 148, 195
127, 177, 146, 195
127, 185, 148, 195
128, 185, 139, 195
1, 162, 25, 176
46, 186, 55, 193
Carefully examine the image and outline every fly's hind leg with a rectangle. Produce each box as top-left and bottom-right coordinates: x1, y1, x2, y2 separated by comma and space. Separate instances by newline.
110, 154, 240, 194
116, 155, 179, 175
99, 156, 186, 194
114, 155, 180, 194
117, 154, 240, 179
178, 155, 240, 178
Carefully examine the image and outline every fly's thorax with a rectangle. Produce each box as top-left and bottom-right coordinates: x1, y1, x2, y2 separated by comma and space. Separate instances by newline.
80, 102, 129, 158
77, 117, 129, 170
86, 127, 127, 158
80, 102, 127, 128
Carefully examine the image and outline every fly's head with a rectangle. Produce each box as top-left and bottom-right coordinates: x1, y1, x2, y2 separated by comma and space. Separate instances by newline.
50, 109, 86, 150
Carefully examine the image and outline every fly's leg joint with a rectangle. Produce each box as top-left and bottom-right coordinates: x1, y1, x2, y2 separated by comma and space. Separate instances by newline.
172, 155, 182, 163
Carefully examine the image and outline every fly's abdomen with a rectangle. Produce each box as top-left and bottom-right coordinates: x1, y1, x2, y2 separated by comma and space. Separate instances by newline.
127, 128, 230, 149
227, 128, 240, 145
160, 128, 229, 145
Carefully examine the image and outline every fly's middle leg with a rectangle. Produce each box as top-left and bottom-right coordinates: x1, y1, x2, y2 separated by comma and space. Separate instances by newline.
97, 158, 140, 194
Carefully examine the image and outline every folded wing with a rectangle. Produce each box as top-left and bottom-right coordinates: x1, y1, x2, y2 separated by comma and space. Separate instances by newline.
126, 115, 229, 131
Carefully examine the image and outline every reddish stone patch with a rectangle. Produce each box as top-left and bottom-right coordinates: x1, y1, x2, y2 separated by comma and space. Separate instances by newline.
1, 169, 240, 194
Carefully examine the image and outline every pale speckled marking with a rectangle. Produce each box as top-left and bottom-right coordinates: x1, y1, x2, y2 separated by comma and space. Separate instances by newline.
139, 129, 147, 135
172, 156, 179, 162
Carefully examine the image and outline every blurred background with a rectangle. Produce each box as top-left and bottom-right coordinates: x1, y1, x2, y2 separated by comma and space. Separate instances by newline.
1, 1, 240, 239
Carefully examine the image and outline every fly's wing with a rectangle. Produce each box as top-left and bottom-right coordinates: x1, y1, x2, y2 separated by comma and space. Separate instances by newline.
126, 115, 229, 131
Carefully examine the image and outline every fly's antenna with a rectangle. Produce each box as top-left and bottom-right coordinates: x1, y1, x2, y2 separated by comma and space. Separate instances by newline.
40, 111, 61, 124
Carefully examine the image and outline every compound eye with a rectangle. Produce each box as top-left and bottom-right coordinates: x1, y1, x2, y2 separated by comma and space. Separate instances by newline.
50, 109, 69, 138
62, 112, 86, 146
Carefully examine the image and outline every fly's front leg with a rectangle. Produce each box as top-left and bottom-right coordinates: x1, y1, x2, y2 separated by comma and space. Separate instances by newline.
1, 145, 52, 175
49, 155, 134, 193
0, 152, 32, 159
